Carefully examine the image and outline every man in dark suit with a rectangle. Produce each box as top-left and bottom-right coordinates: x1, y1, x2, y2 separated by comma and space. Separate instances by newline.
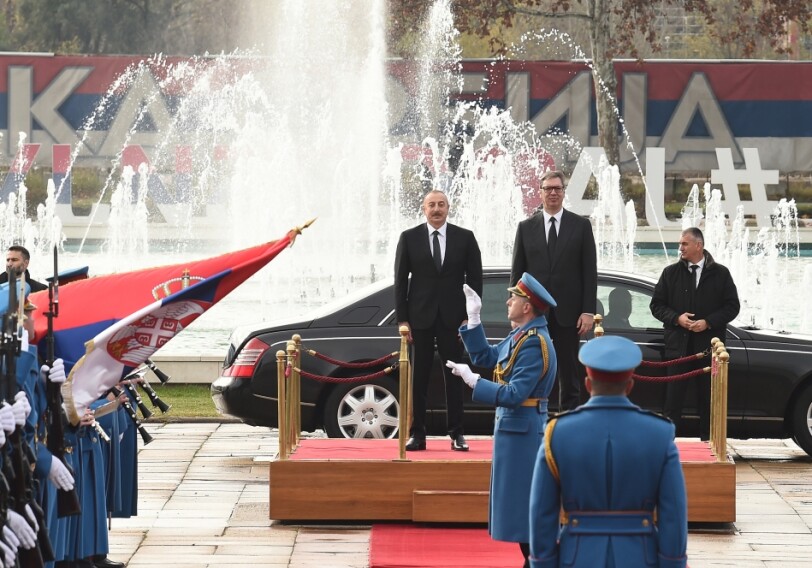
1, 245, 47, 292
650, 227, 740, 440
395, 189, 482, 451
510, 171, 597, 411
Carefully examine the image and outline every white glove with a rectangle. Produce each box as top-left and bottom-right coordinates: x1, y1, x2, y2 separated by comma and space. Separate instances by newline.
463, 284, 482, 328
1, 525, 18, 556
20, 328, 28, 352
446, 360, 480, 389
40, 358, 66, 385
0, 426, 5, 448
0, 536, 15, 567
48, 458, 75, 491
6, 510, 36, 549
2, 525, 19, 550
0, 404, 14, 434
22, 505, 38, 535
11, 393, 30, 427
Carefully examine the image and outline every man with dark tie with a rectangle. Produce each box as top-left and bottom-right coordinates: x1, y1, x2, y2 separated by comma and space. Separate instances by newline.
510, 171, 597, 411
395, 189, 483, 451
650, 227, 740, 440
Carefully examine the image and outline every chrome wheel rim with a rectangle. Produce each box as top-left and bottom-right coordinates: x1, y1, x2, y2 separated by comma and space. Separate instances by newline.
334, 384, 400, 439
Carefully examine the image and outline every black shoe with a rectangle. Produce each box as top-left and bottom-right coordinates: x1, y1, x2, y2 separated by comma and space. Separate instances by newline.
93, 556, 125, 568
405, 437, 426, 451
451, 434, 469, 451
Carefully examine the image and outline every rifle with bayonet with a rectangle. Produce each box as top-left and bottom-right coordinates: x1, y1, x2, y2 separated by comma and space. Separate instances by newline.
1, 269, 53, 566
44, 246, 81, 517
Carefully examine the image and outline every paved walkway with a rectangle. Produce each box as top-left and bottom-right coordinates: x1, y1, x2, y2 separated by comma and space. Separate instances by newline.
108, 423, 812, 567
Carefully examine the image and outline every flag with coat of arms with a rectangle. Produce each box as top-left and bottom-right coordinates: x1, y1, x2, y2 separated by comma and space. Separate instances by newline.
28, 221, 314, 422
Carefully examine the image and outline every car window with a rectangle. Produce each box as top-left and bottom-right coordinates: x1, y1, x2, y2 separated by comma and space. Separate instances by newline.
597, 283, 660, 330
481, 277, 509, 326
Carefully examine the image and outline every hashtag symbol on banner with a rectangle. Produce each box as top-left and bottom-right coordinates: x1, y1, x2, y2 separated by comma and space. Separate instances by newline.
710, 148, 778, 223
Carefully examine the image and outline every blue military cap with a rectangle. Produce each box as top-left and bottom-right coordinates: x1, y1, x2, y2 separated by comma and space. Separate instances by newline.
507, 272, 557, 311
579, 335, 642, 382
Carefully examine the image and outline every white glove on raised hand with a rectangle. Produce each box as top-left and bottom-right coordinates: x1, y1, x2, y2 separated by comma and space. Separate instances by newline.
0, 404, 14, 434
40, 358, 66, 385
6, 510, 36, 549
11, 393, 30, 427
48, 459, 75, 491
463, 284, 482, 328
446, 360, 480, 389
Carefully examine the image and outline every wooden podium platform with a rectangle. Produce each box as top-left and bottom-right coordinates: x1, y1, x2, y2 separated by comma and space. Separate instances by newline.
269, 438, 735, 523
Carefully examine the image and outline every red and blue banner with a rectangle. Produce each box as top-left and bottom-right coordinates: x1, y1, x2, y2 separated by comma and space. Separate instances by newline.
27, 229, 301, 421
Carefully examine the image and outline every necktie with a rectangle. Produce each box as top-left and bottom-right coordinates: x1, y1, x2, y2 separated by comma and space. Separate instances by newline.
689, 264, 699, 309
432, 230, 442, 271
547, 217, 558, 256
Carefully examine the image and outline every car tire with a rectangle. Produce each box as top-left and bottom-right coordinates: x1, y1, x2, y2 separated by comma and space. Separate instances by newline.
323, 376, 401, 439
791, 383, 812, 456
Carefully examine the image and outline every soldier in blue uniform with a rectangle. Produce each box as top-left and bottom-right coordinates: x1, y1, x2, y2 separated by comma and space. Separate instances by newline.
446, 272, 557, 567
529, 335, 688, 568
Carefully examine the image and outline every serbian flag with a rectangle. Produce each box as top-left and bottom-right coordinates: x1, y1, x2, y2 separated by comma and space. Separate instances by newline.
28, 222, 312, 421
29, 224, 309, 367
63, 271, 231, 422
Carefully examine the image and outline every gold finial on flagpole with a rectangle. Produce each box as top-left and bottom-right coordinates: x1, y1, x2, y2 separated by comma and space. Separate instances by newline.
181, 269, 191, 289
289, 217, 317, 247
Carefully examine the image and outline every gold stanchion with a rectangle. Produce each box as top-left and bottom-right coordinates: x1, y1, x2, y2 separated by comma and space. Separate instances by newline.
292, 334, 303, 449
593, 314, 604, 337
276, 350, 288, 460
713, 340, 729, 462
286, 340, 296, 456
397, 325, 411, 461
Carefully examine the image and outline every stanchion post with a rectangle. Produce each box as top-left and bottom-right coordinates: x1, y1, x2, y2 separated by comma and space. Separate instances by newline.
709, 338, 719, 454
716, 342, 729, 462
292, 334, 302, 448
398, 325, 410, 460
593, 314, 604, 337
286, 340, 296, 456
276, 350, 288, 460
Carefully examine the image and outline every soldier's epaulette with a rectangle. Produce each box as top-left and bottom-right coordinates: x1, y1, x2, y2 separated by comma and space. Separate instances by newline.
547, 407, 583, 421
513, 328, 538, 342
634, 407, 674, 423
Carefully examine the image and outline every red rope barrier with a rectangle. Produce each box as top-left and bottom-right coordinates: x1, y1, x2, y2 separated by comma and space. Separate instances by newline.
638, 351, 709, 368
633, 367, 710, 382
303, 348, 398, 369
295, 364, 398, 383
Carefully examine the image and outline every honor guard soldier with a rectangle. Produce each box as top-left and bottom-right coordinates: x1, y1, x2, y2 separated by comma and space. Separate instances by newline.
529, 335, 688, 568
446, 272, 557, 567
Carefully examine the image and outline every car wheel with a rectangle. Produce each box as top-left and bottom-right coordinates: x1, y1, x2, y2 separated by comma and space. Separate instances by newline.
791, 383, 812, 456
324, 376, 401, 439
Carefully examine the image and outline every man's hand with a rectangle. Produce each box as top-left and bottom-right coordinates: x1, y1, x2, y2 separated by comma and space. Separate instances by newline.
11, 393, 30, 427
463, 284, 482, 328
445, 360, 480, 389
677, 312, 696, 330
48, 458, 75, 491
6, 510, 36, 549
0, 403, 14, 434
688, 318, 709, 332
40, 358, 66, 384
0, 535, 16, 567
398, 322, 413, 343
577, 313, 594, 336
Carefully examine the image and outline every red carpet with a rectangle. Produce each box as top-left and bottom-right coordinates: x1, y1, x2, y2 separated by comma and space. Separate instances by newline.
370, 524, 523, 568
290, 438, 715, 462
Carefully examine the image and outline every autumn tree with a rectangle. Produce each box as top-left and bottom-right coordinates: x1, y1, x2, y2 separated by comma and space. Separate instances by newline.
390, 0, 811, 166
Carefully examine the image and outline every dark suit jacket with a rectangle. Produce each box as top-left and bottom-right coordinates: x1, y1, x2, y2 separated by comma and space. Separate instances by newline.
0, 269, 47, 292
510, 209, 597, 327
394, 223, 483, 330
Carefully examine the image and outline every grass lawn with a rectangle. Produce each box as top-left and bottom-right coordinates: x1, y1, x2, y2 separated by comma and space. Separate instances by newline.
138, 384, 224, 421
